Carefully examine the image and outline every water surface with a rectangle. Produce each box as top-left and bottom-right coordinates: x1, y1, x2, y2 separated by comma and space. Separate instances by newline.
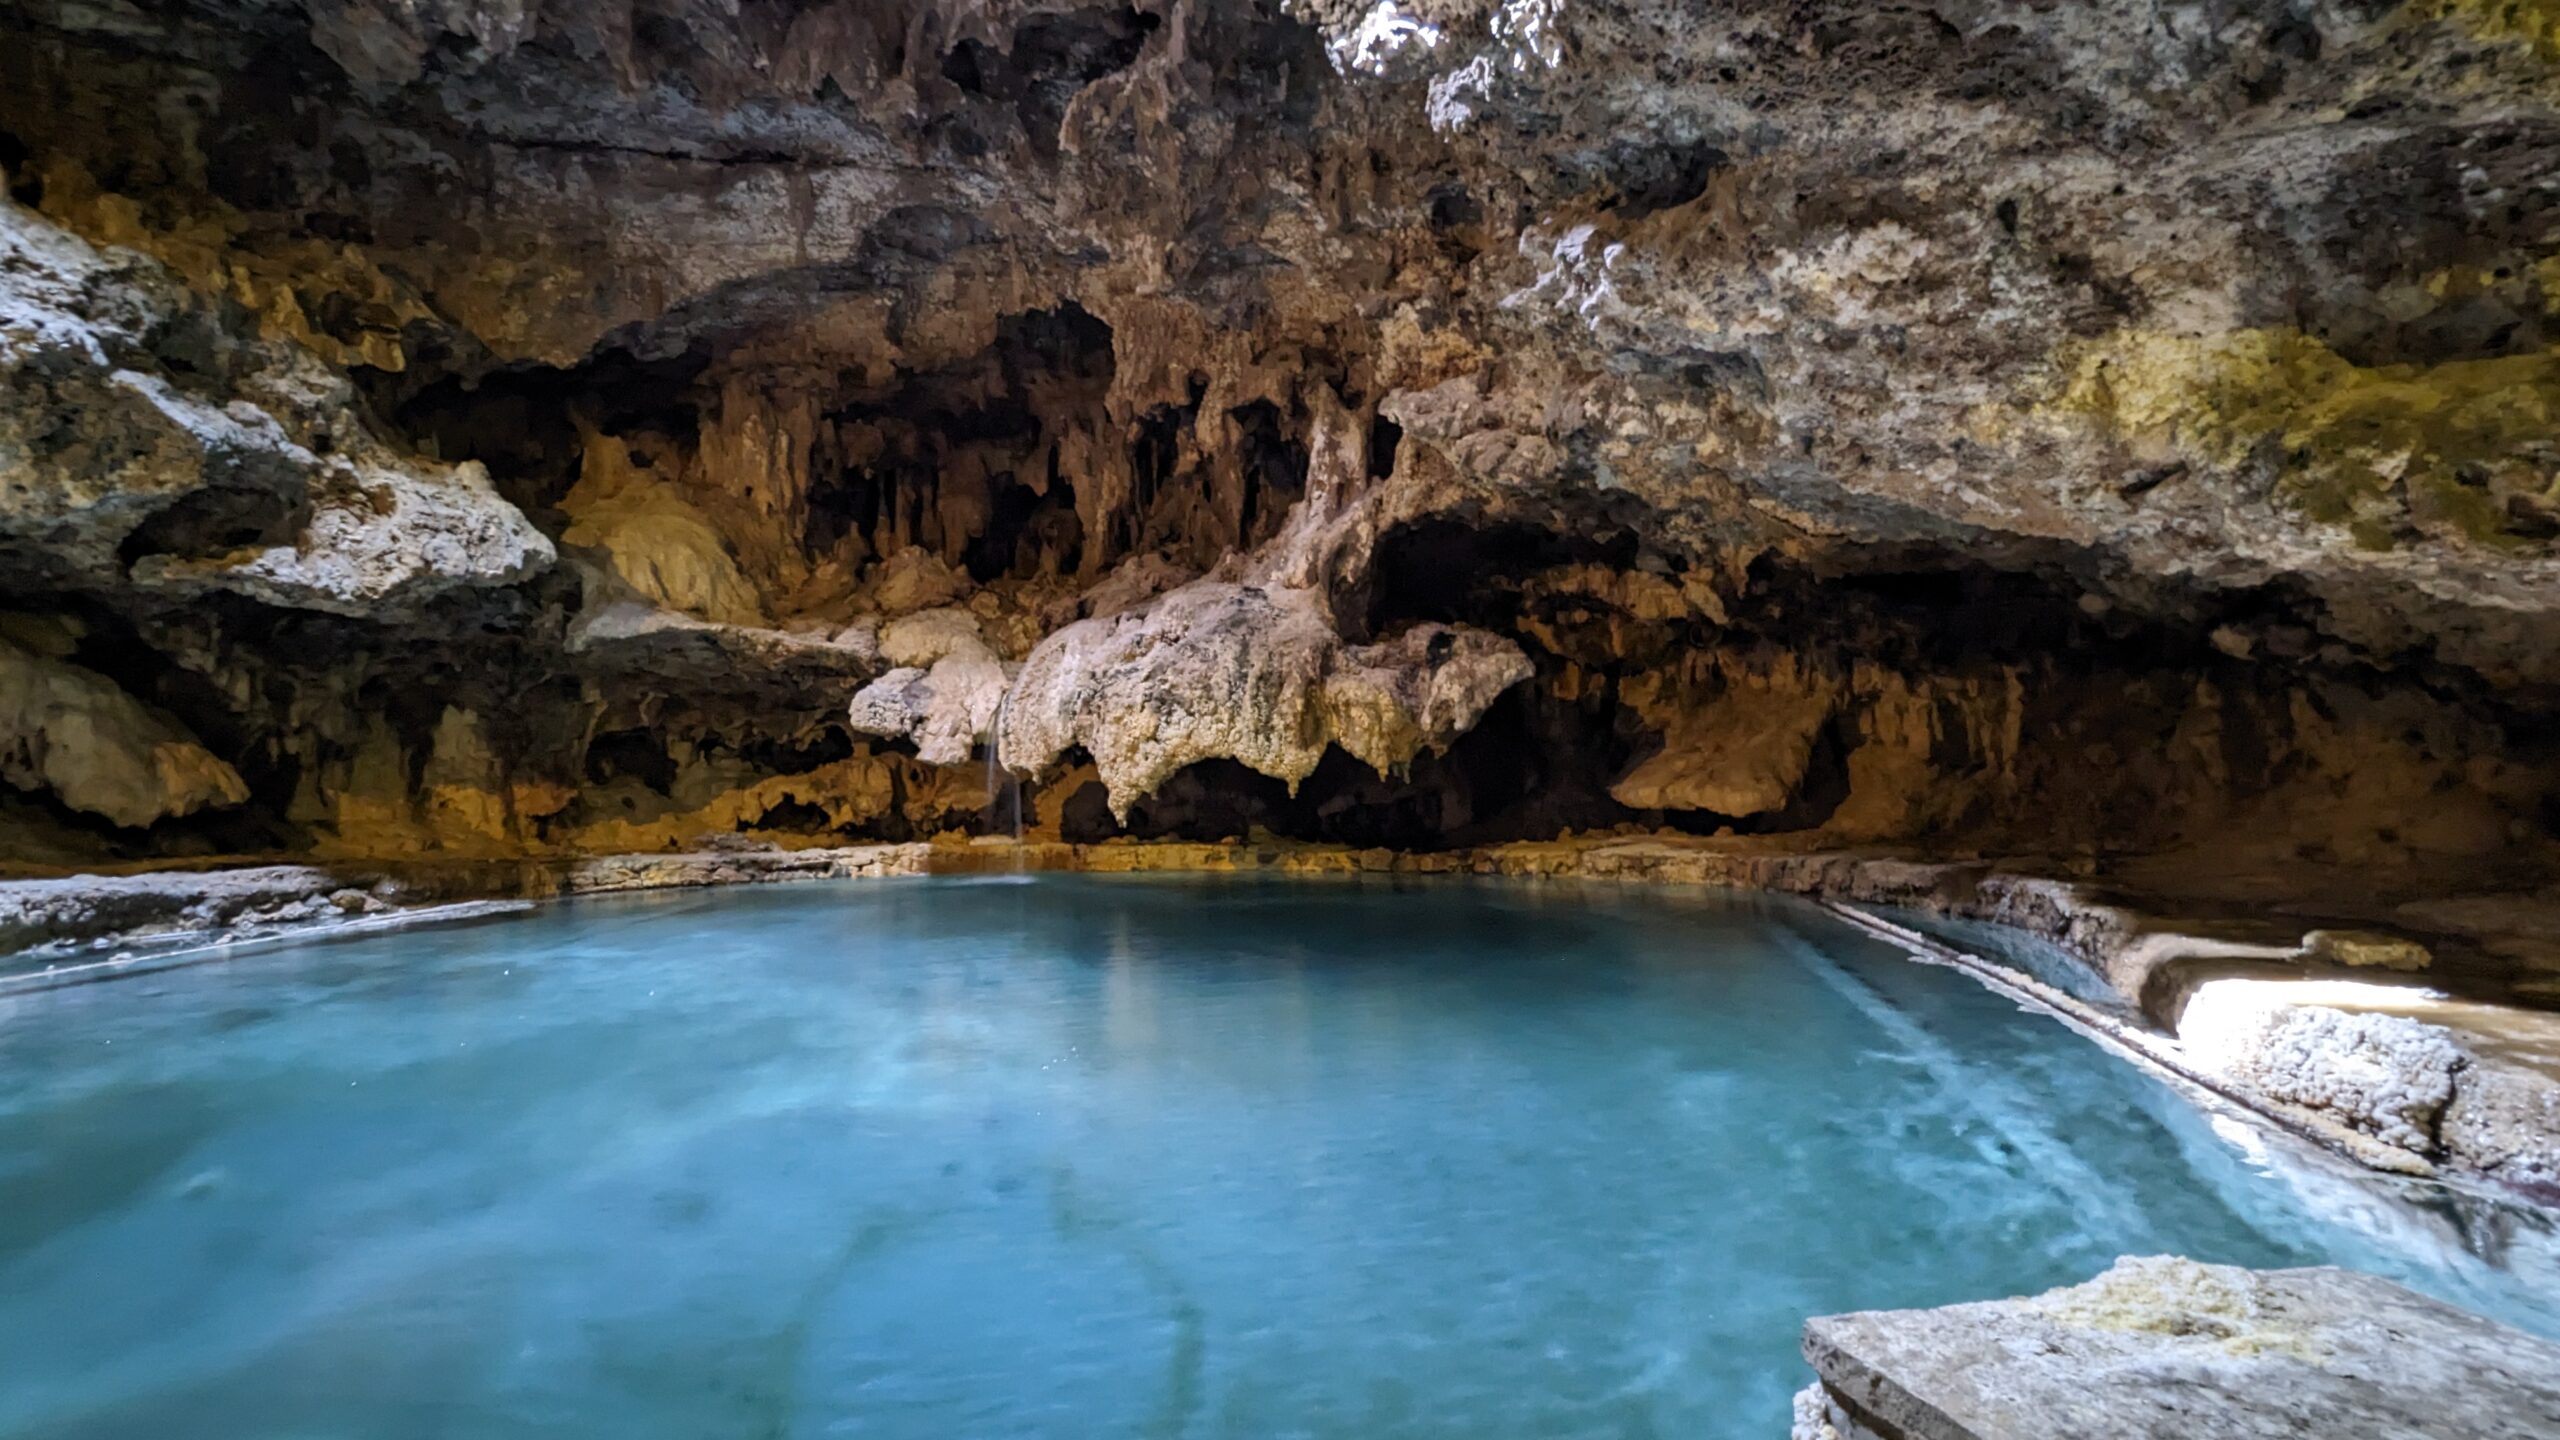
2, 875, 2554, 1439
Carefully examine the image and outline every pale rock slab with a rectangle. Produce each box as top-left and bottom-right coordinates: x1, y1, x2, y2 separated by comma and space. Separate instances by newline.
135, 456, 554, 615
2179, 985, 2466, 1156
2, 198, 550, 612
1799, 1256, 2560, 1440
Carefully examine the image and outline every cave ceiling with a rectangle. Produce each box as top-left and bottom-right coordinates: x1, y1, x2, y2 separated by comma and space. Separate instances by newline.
0, 0, 2556, 882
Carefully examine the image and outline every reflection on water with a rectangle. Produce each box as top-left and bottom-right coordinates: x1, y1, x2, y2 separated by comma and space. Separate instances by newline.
0, 875, 2553, 1440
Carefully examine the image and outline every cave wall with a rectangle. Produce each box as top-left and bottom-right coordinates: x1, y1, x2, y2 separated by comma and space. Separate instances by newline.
1, 0, 2557, 899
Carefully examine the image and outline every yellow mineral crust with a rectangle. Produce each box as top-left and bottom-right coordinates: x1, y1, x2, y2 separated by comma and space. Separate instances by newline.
0, 642, 248, 829
561, 433, 769, 627
2030, 1256, 2331, 1362
2057, 327, 2560, 548
2426, 0, 2560, 62
32, 162, 435, 372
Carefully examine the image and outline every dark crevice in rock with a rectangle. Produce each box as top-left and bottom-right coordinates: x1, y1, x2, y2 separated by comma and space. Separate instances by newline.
1600, 137, 1728, 219
1362, 516, 1639, 635
942, 7, 1157, 155
113, 483, 309, 569
1232, 399, 1310, 547
583, 730, 677, 796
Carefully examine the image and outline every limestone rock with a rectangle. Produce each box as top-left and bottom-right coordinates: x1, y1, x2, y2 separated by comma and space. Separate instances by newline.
0, 642, 247, 828
1613, 660, 1840, 815
7, 0, 2560, 966
999, 580, 1531, 818
555, 755, 908, 855
2442, 1059, 2560, 1200
1072, 552, 1195, 623
2180, 993, 2465, 1156
2301, 929, 2435, 973
829, 618, 885, 665
847, 668, 935, 745
1789, 1383, 1845, 1440
1, 199, 313, 580
1, 198, 548, 612
560, 433, 763, 626
1320, 624, 1536, 781
564, 598, 881, 713
1799, 1257, 2560, 1440
866, 549, 970, 617
418, 705, 514, 849
0, 612, 82, 659
847, 611, 1012, 766
878, 607, 989, 668
134, 457, 553, 616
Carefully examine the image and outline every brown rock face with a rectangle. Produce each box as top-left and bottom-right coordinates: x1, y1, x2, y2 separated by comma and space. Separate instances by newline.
0, 0, 2555, 898
0, 642, 247, 830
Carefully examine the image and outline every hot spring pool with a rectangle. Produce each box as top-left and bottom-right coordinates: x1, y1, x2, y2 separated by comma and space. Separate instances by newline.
3, 875, 2556, 1439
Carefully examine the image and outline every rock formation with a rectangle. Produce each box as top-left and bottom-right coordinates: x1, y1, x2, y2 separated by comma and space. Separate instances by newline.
848, 606, 1012, 766
0, 641, 246, 829
0, 0, 2554, 914
1794, 1256, 2560, 1440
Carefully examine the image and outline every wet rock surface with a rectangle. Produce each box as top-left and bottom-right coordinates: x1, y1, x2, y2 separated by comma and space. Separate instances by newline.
1794, 1256, 2560, 1440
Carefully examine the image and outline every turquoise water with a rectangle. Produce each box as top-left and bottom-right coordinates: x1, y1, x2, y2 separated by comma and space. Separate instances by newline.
1, 875, 2555, 1440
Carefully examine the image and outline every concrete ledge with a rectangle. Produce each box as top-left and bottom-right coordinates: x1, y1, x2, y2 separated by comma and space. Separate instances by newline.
1792, 1257, 2560, 1440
